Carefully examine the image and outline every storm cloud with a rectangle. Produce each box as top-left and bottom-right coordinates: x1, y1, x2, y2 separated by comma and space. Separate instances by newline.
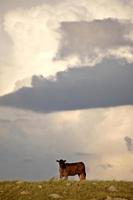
0, 106, 133, 180
56, 19, 133, 64
0, 59, 133, 112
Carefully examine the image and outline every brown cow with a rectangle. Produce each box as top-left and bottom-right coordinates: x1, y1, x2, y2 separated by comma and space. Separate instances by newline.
56, 159, 86, 180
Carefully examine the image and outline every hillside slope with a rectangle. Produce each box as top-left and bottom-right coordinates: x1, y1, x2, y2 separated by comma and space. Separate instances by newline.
0, 180, 133, 200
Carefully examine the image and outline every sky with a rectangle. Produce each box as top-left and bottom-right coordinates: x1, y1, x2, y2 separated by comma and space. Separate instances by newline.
0, 0, 133, 181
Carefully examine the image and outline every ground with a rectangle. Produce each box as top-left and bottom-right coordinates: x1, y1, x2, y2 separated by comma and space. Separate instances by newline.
0, 180, 133, 200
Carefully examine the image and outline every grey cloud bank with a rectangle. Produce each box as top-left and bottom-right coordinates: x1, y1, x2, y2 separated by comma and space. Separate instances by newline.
0, 106, 133, 180
56, 19, 133, 63
0, 59, 133, 112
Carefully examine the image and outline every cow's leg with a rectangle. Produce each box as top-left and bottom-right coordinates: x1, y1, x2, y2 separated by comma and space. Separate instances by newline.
64, 176, 68, 180
64, 172, 68, 180
60, 176, 62, 179
59, 173, 63, 179
64, 174, 68, 180
79, 173, 86, 181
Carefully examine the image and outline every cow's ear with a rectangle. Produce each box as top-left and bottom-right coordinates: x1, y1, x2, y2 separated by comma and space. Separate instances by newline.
56, 160, 59, 162
64, 160, 66, 163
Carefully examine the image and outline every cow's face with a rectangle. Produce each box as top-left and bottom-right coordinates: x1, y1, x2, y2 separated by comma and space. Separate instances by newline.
56, 159, 66, 168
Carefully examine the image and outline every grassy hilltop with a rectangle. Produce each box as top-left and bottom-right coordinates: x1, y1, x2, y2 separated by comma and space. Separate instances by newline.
0, 180, 133, 200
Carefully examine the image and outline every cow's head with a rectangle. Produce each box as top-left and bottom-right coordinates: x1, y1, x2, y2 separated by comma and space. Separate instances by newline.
56, 159, 66, 168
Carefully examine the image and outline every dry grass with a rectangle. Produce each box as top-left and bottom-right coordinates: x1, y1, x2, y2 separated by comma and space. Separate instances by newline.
0, 180, 133, 200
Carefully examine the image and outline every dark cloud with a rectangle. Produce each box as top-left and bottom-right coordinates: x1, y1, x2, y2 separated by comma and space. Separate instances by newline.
56, 19, 133, 62
0, 58, 133, 112
124, 136, 133, 152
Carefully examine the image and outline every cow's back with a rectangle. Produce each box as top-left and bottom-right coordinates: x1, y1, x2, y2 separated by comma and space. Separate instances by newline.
65, 162, 86, 176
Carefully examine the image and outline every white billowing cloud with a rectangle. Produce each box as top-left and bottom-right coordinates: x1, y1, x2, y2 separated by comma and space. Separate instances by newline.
83, 0, 133, 20
2, 3, 86, 94
0, 105, 133, 180
14, 77, 32, 91
0, 23, 15, 94
46, 0, 133, 21
3, 7, 60, 80
109, 46, 133, 63
0, 0, 133, 95
3, 2, 93, 76
0, 60, 14, 95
